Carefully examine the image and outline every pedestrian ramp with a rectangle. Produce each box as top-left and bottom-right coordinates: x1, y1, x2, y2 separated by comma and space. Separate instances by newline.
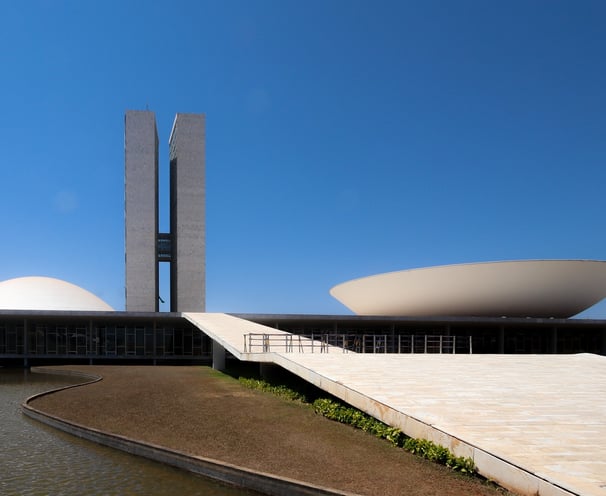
183, 312, 344, 359
184, 312, 606, 496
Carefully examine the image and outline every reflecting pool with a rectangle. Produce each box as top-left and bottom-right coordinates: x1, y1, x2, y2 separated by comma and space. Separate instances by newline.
0, 370, 256, 495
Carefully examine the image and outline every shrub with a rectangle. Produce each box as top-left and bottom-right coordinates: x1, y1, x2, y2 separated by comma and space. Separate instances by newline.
238, 377, 307, 403
313, 398, 406, 447
313, 398, 475, 474
403, 438, 475, 474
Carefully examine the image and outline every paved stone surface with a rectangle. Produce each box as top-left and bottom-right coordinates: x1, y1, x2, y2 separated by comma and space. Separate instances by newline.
185, 313, 606, 496
280, 353, 606, 496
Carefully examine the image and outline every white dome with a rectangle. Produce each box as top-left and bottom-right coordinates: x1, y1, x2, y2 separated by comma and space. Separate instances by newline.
330, 260, 606, 318
0, 276, 114, 311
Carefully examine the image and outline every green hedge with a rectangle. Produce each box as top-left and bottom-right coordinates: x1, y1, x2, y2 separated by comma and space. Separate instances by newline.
239, 377, 475, 475
312, 398, 475, 474
402, 438, 475, 473
312, 398, 406, 446
238, 377, 307, 403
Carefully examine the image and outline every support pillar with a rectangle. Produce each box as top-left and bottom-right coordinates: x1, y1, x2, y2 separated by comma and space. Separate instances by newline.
212, 340, 226, 371
551, 327, 558, 354
23, 319, 28, 368
498, 326, 505, 354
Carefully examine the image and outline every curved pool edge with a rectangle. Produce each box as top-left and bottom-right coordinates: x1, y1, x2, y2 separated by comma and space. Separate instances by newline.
21, 367, 356, 496
21, 366, 103, 407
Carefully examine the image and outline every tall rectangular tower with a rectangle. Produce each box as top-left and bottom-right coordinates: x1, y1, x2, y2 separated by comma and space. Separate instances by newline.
169, 113, 206, 312
124, 110, 159, 312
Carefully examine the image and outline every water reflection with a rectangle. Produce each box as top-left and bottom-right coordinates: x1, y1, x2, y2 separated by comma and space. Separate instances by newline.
0, 369, 256, 495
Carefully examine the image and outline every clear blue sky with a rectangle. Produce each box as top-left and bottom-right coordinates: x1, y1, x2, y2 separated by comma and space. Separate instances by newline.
1, 1, 605, 317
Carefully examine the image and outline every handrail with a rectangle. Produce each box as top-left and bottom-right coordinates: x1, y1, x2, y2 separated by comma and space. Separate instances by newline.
244, 333, 332, 354
243, 333, 473, 354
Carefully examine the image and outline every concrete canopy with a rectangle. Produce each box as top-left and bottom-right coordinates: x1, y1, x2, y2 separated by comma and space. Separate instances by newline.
0, 276, 114, 311
330, 260, 606, 318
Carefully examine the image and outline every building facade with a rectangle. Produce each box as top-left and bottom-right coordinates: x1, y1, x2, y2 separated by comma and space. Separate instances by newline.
169, 113, 206, 312
125, 111, 205, 312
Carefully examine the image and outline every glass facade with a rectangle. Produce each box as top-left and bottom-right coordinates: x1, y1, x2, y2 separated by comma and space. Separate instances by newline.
0, 317, 211, 363
1, 313, 605, 366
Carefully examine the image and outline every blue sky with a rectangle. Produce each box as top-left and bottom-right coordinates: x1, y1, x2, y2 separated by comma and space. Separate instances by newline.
1, 1, 606, 316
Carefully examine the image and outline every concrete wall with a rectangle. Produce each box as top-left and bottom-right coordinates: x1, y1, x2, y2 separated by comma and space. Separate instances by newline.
124, 110, 159, 312
169, 113, 205, 312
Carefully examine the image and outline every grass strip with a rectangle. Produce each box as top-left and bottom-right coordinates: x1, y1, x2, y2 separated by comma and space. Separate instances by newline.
239, 377, 475, 475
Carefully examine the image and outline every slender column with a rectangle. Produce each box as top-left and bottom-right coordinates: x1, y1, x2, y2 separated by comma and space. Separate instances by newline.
23, 319, 28, 367
88, 319, 93, 365
153, 320, 157, 366
498, 326, 505, 353
212, 340, 226, 371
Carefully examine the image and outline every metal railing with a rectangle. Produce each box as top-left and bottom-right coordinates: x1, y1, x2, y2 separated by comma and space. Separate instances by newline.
243, 333, 473, 354
243, 333, 331, 353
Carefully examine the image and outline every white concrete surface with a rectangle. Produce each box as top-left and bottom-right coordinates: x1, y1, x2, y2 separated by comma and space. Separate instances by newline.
185, 313, 606, 496
0, 276, 114, 311
330, 260, 606, 318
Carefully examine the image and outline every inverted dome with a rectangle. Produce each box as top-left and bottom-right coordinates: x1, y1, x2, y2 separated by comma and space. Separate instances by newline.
0, 276, 114, 311
330, 260, 606, 318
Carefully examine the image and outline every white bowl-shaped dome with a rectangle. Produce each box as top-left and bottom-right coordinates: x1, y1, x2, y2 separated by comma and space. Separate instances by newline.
330, 260, 606, 318
0, 276, 114, 311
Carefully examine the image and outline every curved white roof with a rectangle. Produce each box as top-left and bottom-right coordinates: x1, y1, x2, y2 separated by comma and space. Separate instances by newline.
0, 276, 114, 311
330, 260, 606, 318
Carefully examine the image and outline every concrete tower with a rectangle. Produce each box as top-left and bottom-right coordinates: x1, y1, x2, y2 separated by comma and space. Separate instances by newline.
124, 110, 205, 312
169, 113, 206, 312
124, 111, 159, 312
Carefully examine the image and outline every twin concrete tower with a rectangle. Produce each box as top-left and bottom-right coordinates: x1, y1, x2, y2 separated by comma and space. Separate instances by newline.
124, 110, 206, 312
